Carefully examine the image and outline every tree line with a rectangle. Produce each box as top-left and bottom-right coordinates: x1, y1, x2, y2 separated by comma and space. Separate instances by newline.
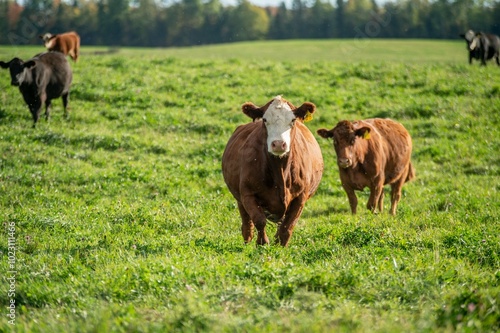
1, 0, 499, 47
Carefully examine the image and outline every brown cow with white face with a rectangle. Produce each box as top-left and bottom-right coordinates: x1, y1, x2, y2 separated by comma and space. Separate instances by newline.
222, 96, 323, 246
317, 118, 415, 215
39, 31, 80, 62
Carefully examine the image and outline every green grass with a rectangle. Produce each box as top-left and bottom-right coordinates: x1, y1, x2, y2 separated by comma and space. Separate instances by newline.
0, 39, 466, 63
0, 40, 499, 332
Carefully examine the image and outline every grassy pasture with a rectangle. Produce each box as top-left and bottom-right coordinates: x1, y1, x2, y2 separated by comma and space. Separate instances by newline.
0, 39, 499, 332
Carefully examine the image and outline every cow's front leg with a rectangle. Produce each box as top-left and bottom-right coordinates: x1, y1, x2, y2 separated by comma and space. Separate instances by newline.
342, 184, 358, 214
237, 202, 254, 244
29, 100, 43, 128
62, 93, 70, 119
481, 51, 487, 66
275, 196, 306, 246
241, 196, 269, 245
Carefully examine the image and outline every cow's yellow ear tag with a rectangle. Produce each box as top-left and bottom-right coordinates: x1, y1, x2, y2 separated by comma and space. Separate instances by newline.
363, 131, 371, 140
304, 111, 313, 122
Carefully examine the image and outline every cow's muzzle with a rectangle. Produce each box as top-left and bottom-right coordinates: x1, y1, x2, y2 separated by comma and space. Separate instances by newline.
337, 158, 351, 168
270, 140, 287, 155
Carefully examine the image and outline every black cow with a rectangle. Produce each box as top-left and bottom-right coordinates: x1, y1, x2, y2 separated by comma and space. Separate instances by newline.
460, 30, 500, 66
0, 52, 73, 127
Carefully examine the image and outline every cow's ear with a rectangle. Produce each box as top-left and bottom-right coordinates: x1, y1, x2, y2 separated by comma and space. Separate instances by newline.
0, 61, 9, 69
355, 127, 371, 140
317, 128, 333, 139
294, 102, 316, 121
23, 61, 36, 70
242, 102, 264, 121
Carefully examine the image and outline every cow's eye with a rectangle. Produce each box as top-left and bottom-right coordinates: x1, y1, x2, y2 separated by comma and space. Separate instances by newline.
263, 118, 267, 123
350, 138, 356, 145
291, 119, 296, 126
333, 139, 338, 146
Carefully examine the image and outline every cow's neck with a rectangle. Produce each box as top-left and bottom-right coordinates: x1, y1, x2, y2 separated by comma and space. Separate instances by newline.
266, 149, 293, 204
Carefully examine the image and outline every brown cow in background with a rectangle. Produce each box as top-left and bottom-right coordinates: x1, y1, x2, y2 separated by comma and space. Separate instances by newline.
317, 118, 414, 215
39, 31, 80, 62
222, 96, 323, 246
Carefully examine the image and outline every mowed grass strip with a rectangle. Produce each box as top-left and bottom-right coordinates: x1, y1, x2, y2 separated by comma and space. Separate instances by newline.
0, 40, 499, 332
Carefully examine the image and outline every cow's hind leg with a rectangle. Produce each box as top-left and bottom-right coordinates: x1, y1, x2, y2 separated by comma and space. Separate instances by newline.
44, 99, 52, 121
237, 202, 254, 244
62, 93, 70, 119
367, 179, 384, 214
70, 51, 77, 62
377, 190, 384, 213
389, 177, 406, 215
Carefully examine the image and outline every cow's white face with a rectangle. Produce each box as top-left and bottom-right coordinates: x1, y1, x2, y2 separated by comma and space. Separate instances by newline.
45, 39, 55, 49
469, 36, 480, 51
262, 96, 297, 157
40, 33, 55, 48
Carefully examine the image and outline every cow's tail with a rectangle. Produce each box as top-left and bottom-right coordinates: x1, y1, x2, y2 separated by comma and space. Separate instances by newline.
405, 162, 415, 183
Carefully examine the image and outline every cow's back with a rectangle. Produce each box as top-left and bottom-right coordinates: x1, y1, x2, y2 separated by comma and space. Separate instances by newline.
222, 121, 264, 201
62, 32, 80, 48
363, 118, 412, 183
292, 122, 323, 197
37, 52, 72, 97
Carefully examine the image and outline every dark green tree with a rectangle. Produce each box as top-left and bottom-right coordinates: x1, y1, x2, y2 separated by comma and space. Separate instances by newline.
224, 0, 269, 42
98, 0, 128, 45
0, 0, 9, 44
268, 2, 291, 40
128, 0, 158, 46
13, 0, 53, 44
336, 0, 345, 37
308, 0, 335, 38
290, 0, 305, 38
200, 0, 225, 44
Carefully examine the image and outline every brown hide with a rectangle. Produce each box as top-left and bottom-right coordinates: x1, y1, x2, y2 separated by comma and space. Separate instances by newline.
317, 118, 414, 215
40, 32, 80, 62
222, 97, 323, 246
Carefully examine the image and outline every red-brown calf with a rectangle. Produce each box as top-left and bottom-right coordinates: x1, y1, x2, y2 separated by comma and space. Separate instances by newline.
317, 118, 415, 215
